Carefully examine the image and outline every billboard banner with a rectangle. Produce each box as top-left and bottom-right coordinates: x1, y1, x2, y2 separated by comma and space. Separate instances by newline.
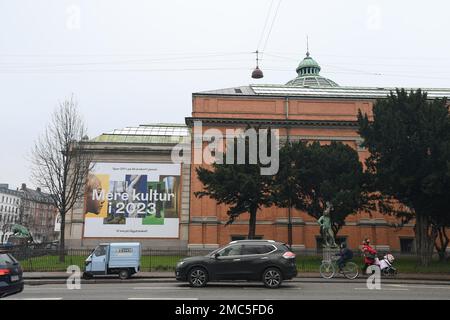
83, 162, 180, 238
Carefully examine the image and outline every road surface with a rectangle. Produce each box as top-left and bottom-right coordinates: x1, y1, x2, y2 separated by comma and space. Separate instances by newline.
3, 280, 450, 300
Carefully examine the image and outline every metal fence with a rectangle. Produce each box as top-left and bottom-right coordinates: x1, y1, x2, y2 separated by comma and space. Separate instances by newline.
7, 245, 213, 272
2, 243, 420, 272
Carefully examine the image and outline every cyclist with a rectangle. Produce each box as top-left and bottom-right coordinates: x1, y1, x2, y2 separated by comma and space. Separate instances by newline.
335, 242, 353, 272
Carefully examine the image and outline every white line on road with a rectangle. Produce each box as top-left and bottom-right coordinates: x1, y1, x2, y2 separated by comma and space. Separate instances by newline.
243, 287, 301, 290
133, 287, 191, 290
354, 288, 409, 291
385, 284, 450, 290
5, 297, 63, 300
127, 298, 198, 300
23, 288, 66, 290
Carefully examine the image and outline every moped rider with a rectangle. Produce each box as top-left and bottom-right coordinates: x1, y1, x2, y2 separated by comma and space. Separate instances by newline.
361, 238, 377, 273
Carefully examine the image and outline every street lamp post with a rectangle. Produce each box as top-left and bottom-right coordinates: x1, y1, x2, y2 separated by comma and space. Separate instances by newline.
287, 160, 295, 248
288, 200, 292, 248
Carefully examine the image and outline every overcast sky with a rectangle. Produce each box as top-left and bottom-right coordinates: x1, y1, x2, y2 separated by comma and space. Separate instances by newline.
1, 0, 450, 189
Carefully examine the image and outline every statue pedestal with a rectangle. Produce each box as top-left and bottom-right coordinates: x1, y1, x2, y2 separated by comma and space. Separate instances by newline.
322, 247, 339, 262
5, 236, 28, 246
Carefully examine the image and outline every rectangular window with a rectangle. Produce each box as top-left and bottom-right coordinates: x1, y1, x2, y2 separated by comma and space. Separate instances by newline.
242, 244, 275, 255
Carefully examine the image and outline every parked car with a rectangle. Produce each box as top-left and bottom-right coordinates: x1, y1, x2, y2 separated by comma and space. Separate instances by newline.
176, 240, 297, 288
83, 242, 141, 280
0, 251, 24, 298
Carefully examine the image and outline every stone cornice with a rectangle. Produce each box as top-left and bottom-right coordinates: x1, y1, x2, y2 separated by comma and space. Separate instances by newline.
185, 117, 358, 128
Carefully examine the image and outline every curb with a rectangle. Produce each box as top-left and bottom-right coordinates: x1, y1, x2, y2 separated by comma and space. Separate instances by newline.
24, 276, 450, 286
22, 273, 450, 281
24, 278, 175, 286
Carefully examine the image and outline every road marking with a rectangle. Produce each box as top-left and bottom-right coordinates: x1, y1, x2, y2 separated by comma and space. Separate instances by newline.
241, 288, 301, 290
5, 297, 63, 300
133, 287, 190, 290
23, 288, 66, 290
354, 288, 409, 291
382, 289, 409, 291
385, 284, 450, 290
128, 298, 198, 300
28, 297, 63, 300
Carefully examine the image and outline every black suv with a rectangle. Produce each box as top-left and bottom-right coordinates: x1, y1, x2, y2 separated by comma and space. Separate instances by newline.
0, 251, 24, 298
175, 240, 297, 288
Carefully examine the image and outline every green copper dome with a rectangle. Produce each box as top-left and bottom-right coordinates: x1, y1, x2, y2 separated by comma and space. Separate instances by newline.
295, 51, 321, 75
286, 51, 339, 87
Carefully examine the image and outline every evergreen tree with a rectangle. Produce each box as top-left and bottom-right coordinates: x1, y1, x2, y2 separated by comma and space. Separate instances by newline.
195, 128, 275, 239
358, 89, 450, 266
273, 141, 368, 236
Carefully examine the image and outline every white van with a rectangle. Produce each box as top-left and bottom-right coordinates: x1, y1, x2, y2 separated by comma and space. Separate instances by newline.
83, 242, 141, 280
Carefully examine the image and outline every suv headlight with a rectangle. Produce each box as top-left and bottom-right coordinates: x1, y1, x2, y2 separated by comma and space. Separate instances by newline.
176, 261, 185, 268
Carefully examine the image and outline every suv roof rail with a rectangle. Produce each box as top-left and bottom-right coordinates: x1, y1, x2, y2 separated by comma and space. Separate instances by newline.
229, 240, 275, 244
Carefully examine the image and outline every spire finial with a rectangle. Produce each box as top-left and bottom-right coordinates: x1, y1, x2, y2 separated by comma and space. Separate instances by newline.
306, 35, 310, 57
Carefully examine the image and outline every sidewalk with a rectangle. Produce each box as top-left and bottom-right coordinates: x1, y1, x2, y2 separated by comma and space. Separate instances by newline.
23, 271, 450, 283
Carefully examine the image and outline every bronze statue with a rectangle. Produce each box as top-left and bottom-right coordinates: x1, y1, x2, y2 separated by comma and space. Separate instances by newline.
1, 223, 33, 245
11, 224, 32, 239
317, 202, 337, 248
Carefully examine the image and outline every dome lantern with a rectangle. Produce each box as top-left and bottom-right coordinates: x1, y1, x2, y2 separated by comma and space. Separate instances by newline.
286, 50, 338, 87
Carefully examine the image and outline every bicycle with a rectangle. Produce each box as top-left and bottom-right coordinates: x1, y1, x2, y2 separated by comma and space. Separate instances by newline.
319, 255, 359, 280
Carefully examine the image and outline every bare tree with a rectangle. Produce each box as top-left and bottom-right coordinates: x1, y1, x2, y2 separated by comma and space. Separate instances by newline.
31, 96, 92, 262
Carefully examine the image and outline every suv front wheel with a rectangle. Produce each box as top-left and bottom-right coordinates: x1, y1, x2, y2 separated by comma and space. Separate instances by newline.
188, 267, 208, 287
262, 268, 282, 289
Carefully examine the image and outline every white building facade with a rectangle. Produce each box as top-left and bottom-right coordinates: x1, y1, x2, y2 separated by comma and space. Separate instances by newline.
0, 184, 22, 242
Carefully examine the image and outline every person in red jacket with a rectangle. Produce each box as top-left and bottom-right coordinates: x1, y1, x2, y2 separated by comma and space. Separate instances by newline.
361, 238, 377, 273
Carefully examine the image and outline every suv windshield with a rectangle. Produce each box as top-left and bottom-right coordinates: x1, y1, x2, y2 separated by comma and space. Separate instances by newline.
93, 245, 107, 257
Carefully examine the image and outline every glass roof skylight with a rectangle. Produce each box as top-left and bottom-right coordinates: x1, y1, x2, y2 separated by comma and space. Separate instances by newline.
105, 124, 189, 136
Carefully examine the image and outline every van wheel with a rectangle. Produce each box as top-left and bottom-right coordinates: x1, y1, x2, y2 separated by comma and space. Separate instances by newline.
119, 269, 130, 280
263, 268, 282, 289
188, 267, 208, 287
